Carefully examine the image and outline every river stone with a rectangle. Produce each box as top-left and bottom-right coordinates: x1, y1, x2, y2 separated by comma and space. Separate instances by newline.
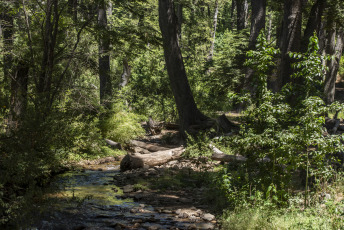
196, 222, 215, 230
202, 213, 215, 221
123, 185, 134, 193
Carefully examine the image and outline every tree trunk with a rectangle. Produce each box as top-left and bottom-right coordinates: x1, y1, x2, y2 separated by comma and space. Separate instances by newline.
8, 62, 29, 131
119, 58, 131, 88
236, 0, 248, 30
244, 0, 266, 98
266, 12, 272, 42
231, 0, 237, 30
158, 0, 209, 137
175, 0, 183, 42
248, 0, 266, 50
324, 28, 344, 104
120, 147, 184, 171
98, 1, 112, 108
301, 0, 325, 52
207, 0, 219, 61
278, 0, 302, 90
1, 3, 13, 86
37, 0, 59, 118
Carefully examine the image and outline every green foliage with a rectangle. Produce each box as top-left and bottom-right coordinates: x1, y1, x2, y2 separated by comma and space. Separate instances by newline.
100, 101, 146, 143
245, 32, 279, 105
215, 33, 344, 210
288, 33, 329, 99
183, 132, 213, 159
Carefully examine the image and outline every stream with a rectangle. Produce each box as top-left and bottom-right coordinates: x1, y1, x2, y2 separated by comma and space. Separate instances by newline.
31, 162, 216, 230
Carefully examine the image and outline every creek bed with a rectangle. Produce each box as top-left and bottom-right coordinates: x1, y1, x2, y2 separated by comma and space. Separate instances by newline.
31, 162, 214, 230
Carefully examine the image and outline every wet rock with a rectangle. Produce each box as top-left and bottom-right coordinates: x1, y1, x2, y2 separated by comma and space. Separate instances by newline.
187, 224, 197, 230
202, 213, 215, 221
162, 209, 172, 214
196, 222, 215, 230
123, 185, 134, 193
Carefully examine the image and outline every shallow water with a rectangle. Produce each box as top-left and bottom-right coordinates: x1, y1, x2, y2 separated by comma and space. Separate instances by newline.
31, 163, 211, 230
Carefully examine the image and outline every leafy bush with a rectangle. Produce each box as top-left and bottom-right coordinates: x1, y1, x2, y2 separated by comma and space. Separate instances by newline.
100, 101, 146, 143
215, 33, 344, 209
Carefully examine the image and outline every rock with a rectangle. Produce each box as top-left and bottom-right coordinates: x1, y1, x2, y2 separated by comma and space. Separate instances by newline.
196, 222, 215, 230
175, 209, 182, 215
123, 185, 134, 193
202, 213, 215, 221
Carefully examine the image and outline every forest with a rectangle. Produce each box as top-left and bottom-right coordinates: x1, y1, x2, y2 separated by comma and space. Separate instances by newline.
1, 0, 344, 229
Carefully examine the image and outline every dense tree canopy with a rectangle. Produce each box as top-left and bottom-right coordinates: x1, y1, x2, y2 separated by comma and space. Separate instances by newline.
1, 0, 344, 227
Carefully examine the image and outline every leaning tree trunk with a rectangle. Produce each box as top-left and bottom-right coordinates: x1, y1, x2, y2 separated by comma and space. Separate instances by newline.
98, 1, 112, 108
324, 28, 344, 104
278, 0, 302, 90
158, 0, 209, 137
301, 0, 325, 52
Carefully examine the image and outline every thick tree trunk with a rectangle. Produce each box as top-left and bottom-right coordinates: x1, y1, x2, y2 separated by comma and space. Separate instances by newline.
301, 0, 325, 52
248, 0, 266, 50
324, 28, 344, 104
236, 0, 248, 30
207, 0, 219, 61
175, 0, 183, 42
158, 0, 209, 137
244, 0, 267, 97
98, 1, 112, 108
278, 0, 302, 90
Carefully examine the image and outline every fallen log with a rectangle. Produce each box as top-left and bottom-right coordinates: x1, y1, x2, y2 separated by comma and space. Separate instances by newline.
120, 147, 184, 171
130, 140, 169, 152
105, 139, 122, 149
209, 144, 247, 162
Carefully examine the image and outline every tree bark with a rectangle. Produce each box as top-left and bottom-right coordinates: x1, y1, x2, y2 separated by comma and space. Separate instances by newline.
207, 0, 219, 61
278, 0, 302, 90
1, 3, 14, 86
324, 28, 344, 104
266, 12, 272, 42
301, 0, 325, 52
8, 62, 29, 131
37, 0, 59, 117
236, 0, 248, 30
244, 0, 266, 99
98, 1, 112, 108
119, 58, 131, 88
158, 0, 209, 137
248, 0, 266, 50
120, 147, 184, 171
